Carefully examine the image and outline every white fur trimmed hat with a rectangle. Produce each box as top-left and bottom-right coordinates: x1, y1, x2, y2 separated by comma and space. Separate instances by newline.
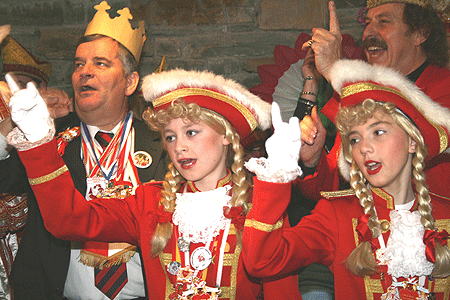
141, 69, 271, 139
329, 59, 450, 181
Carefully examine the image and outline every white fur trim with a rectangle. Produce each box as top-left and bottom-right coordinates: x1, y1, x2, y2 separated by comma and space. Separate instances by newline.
141, 69, 271, 130
329, 59, 450, 180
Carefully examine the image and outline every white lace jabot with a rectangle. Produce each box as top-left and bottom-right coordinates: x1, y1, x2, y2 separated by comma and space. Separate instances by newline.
384, 210, 434, 278
173, 186, 232, 244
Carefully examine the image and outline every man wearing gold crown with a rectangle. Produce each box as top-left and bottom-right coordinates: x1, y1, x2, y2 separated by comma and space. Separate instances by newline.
1, 2, 166, 300
294, 0, 450, 201
0, 25, 73, 300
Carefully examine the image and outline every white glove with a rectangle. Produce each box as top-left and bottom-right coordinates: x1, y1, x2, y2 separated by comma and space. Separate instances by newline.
265, 102, 301, 171
245, 102, 302, 183
6, 73, 51, 143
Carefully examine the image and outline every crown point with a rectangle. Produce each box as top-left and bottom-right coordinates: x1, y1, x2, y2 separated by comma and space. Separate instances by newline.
118, 8, 133, 21
94, 1, 111, 12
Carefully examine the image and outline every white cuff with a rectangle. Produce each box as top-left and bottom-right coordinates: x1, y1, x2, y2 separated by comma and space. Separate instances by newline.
245, 157, 302, 183
6, 118, 55, 152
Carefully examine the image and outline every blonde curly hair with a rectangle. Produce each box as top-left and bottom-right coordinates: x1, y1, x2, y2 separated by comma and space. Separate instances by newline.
336, 99, 450, 278
142, 100, 251, 256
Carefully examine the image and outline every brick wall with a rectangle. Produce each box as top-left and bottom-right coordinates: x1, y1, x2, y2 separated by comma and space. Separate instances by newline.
0, 0, 365, 95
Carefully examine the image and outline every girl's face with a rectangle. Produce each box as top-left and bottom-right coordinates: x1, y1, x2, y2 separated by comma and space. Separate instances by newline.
349, 112, 416, 196
163, 118, 230, 191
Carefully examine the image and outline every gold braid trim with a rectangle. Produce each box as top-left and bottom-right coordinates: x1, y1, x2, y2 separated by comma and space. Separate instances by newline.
244, 219, 283, 232
80, 245, 137, 268
154, 88, 258, 131
28, 165, 68, 185
320, 189, 355, 199
341, 83, 406, 100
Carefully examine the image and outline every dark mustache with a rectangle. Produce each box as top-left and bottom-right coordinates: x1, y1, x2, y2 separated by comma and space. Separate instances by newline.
363, 37, 388, 50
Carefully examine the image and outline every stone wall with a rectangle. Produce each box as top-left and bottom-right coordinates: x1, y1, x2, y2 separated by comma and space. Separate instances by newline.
0, 0, 365, 95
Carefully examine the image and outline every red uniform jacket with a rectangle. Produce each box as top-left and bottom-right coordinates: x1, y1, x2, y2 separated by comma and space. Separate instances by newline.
295, 64, 450, 200
243, 178, 450, 300
17, 139, 301, 300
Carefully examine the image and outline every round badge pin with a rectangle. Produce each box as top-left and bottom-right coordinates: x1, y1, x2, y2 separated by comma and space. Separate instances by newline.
190, 247, 212, 271
167, 261, 181, 275
133, 151, 152, 169
177, 236, 190, 252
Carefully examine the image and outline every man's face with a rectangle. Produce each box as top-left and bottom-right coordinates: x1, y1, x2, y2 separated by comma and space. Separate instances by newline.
362, 3, 425, 75
72, 37, 133, 122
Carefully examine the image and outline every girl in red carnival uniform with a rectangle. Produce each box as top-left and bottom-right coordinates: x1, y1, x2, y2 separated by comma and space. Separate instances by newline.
243, 59, 450, 299
4, 70, 301, 299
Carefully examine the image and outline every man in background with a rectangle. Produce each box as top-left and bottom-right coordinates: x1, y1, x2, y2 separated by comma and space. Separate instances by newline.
297, 0, 450, 200
0, 26, 71, 299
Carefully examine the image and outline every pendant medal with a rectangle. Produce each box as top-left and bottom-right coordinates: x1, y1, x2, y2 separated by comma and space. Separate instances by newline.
178, 236, 190, 252
86, 177, 108, 200
190, 247, 212, 271
167, 261, 182, 276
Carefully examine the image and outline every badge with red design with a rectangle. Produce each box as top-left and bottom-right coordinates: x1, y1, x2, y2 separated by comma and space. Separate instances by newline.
132, 151, 152, 168
190, 247, 212, 271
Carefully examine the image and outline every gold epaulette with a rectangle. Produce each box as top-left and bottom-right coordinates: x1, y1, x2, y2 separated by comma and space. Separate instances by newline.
320, 189, 355, 199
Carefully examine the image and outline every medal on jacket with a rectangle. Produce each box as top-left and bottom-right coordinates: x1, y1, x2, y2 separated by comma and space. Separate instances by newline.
168, 185, 233, 299
132, 151, 152, 168
56, 126, 80, 156
190, 247, 212, 271
178, 236, 190, 252
381, 279, 430, 300
167, 261, 182, 276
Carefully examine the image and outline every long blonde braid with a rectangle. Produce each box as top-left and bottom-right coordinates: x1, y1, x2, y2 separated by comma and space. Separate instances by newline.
408, 123, 450, 277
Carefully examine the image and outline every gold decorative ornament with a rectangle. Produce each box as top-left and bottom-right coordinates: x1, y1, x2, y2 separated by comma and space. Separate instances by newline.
379, 220, 391, 232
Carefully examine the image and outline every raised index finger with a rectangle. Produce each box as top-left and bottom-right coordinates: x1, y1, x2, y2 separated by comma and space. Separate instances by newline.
5, 73, 20, 94
271, 102, 283, 131
329, 1, 341, 35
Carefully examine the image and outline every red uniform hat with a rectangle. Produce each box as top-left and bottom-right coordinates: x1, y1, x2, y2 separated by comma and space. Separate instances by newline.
141, 69, 271, 140
328, 59, 450, 180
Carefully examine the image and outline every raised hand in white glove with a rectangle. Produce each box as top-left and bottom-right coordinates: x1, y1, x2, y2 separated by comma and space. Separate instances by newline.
266, 102, 301, 171
245, 102, 303, 183
6, 73, 52, 143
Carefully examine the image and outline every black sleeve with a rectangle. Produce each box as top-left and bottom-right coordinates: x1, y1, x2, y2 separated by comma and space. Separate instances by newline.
0, 149, 29, 194
293, 97, 316, 120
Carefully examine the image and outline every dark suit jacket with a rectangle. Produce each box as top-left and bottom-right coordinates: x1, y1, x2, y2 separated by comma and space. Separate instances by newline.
1, 112, 167, 300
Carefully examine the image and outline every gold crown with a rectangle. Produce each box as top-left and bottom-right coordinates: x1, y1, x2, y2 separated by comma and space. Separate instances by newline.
1, 36, 52, 83
367, 0, 432, 8
85, 1, 146, 62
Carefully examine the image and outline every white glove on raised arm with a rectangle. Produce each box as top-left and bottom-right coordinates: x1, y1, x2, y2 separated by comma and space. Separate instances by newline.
6, 73, 52, 143
245, 102, 302, 183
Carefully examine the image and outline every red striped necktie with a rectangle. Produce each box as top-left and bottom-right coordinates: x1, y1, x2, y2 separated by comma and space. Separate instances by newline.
94, 263, 128, 299
93, 131, 128, 299
95, 131, 114, 151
